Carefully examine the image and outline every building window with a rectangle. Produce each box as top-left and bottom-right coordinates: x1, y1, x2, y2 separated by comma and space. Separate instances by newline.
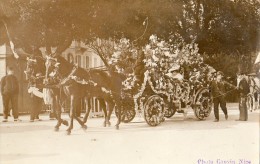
68, 53, 74, 63
77, 55, 81, 67
85, 56, 89, 68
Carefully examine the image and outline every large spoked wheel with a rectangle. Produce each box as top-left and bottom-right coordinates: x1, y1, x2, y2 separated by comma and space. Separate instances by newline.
144, 95, 165, 126
246, 93, 254, 112
193, 88, 212, 120
164, 101, 176, 118
115, 98, 136, 123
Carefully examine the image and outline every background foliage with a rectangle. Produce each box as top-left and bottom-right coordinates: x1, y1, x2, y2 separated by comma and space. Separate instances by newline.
0, 0, 259, 77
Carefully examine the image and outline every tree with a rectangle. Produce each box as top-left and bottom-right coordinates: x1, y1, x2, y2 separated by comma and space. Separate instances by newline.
0, 0, 259, 75
0, 0, 183, 54
176, 0, 260, 74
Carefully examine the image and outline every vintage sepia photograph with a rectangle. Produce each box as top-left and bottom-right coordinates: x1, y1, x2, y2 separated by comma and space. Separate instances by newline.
0, 0, 259, 164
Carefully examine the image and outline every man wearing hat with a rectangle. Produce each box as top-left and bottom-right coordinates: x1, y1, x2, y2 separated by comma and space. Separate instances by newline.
236, 72, 250, 121
210, 71, 236, 122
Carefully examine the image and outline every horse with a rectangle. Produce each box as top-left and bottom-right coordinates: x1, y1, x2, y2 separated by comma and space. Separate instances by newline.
247, 75, 260, 111
24, 55, 69, 130
237, 74, 260, 112
45, 55, 123, 135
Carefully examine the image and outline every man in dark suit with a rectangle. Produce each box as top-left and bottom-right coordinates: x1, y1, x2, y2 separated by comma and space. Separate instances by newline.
210, 71, 236, 122
236, 73, 250, 121
1, 67, 21, 122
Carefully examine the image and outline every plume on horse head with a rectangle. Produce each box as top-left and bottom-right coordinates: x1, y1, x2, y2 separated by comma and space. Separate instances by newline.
44, 54, 60, 74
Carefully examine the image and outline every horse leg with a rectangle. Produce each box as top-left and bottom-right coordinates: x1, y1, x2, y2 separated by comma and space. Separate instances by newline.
75, 98, 81, 118
53, 95, 68, 131
51, 95, 62, 131
53, 108, 62, 131
114, 100, 121, 130
83, 97, 91, 124
99, 99, 108, 127
54, 108, 68, 128
58, 89, 69, 126
57, 96, 68, 128
49, 104, 56, 120
74, 116, 87, 130
106, 101, 115, 127
66, 95, 74, 135
73, 97, 87, 130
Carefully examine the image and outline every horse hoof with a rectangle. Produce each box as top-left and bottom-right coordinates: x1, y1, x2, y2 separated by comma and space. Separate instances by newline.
82, 125, 87, 130
115, 125, 119, 130
66, 130, 71, 135
63, 120, 69, 126
107, 122, 111, 127
54, 127, 59, 132
103, 122, 107, 127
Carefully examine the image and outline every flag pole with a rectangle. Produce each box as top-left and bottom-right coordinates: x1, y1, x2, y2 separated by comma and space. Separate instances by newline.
1, 19, 19, 59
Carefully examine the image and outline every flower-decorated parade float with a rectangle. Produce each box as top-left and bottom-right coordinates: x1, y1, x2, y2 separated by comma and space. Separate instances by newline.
112, 36, 216, 126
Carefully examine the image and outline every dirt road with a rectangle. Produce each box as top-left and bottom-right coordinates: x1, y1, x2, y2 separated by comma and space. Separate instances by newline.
0, 103, 259, 164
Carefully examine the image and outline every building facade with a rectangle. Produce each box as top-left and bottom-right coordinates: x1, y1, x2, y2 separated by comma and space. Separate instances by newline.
61, 41, 105, 69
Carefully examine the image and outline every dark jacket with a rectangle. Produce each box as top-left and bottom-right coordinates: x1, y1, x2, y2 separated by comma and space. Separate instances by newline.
210, 80, 235, 98
0, 74, 19, 95
238, 78, 250, 97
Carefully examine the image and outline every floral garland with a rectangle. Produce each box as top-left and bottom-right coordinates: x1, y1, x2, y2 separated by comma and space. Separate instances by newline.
132, 70, 172, 111
133, 71, 149, 111
122, 73, 137, 90
130, 35, 216, 112
108, 38, 138, 74
111, 35, 216, 114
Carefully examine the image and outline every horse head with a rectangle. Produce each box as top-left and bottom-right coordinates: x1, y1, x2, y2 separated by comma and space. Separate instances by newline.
44, 55, 60, 84
236, 74, 245, 88
248, 75, 260, 93
44, 54, 76, 87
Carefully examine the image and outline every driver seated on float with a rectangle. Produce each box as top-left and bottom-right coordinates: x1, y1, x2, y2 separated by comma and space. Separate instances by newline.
164, 64, 184, 93
165, 64, 184, 82
165, 64, 188, 118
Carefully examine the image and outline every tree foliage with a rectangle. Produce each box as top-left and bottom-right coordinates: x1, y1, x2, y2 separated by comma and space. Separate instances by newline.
0, 0, 259, 74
